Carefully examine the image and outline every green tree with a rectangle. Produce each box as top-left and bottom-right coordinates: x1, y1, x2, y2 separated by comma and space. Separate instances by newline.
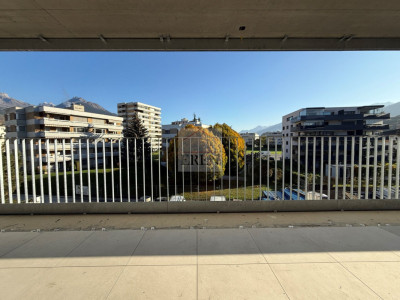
212, 123, 245, 176
123, 113, 151, 161
1, 142, 21, 203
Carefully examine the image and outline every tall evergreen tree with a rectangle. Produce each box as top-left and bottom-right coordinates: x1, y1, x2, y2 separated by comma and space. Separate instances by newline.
123, 113, 151, 161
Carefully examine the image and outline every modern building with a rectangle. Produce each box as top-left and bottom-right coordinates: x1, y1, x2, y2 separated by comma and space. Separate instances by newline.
240, 132, 260, 146
4, 104, 124, 172
282, 105, 390, 177
162, 116, 210, 148
117, 102, 162, 151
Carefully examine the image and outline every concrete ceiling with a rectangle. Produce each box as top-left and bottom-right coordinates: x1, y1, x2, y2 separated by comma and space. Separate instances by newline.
1, 0, 400, 50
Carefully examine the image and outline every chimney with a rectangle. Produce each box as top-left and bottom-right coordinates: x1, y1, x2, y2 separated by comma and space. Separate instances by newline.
71, 104, 85, 112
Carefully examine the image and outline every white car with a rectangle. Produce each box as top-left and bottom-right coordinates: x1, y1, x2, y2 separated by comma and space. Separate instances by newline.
169, 195, 186, 202
210, 196, 226, 202
139, 196, 152, 202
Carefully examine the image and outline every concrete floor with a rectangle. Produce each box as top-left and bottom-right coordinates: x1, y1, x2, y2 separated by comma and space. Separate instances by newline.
1, 226, 400, 299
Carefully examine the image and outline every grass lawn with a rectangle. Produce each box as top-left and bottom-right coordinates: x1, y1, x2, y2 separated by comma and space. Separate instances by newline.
246, 150, 282, 156
182, 185, 269, 201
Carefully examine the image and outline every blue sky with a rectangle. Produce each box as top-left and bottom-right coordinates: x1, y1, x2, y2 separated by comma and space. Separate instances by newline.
1, 51, 400, 131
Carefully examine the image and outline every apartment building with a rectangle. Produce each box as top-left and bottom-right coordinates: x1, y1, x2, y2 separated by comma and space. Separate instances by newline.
240, 132, 260, 146
261, 131, 282, 146
117, 102, 162, 151
281, 106, 390, 176
4, 104, 123, 172
162, 116, 210, 148
0, 125, 5, 149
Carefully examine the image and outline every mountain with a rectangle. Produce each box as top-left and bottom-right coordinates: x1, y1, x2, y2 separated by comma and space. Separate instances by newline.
56, 97, 116, 116
383, 101, 400, 118
240, 123, 282, 135
0, 93, 31, 109
0, 93, 31, 125
384, 115, 400, 129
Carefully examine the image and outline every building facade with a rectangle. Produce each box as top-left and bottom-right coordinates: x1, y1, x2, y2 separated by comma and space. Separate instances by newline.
261, 131, 282, 147
240, 132, 260, 146
117, 102, 162, 151
162, 116, 210, 148
281, 106, 391, 181
4, 104, 123, 172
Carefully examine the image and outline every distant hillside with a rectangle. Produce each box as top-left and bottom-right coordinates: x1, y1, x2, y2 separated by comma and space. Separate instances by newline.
0, 93, 31, 110
56, 97, 116, 116
384, 115, 400, 130
240, 123, 282, 135
0, 93, 31, 125
383, 101, 400, 117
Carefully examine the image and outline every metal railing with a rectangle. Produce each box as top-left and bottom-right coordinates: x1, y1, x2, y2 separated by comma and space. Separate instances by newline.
0, 135, 399, 204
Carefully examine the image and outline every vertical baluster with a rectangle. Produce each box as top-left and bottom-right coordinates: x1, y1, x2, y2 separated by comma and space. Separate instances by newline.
62, 139, 68, 203
14, 139, 21, 203
358, 137, 362, 199
380, 137, 386, 199
134, 139, 138, 202
365, 137, 370, 200
290, 136, 293, 200
118, 139, 122, 202
102, 139, 107, 202
350, 137, 355, 199
320, 137, 324, 200
312, 137, 316, 200
335, 137, 339, 200
126, 138, 130, 202
78, 139, 83, 203
372, 137, 378, 199
54, 139, 60, 203
0, 138, 4, 204
46, 139, 52, 203
71, 139, 75, 203
328, 137, 331, 199
30, 139, 36, 203
305, 137, 308, 199
22, 139, 28, 203
95, 139, 99, 202
158, 137, 161, 201
166, 138, 169, 201
388, 137, 393, 199
343, 137, 347, 200
38, 140, 44, 203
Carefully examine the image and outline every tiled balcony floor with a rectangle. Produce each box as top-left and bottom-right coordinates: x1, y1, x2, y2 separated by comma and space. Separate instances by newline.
1, 225, 400, 299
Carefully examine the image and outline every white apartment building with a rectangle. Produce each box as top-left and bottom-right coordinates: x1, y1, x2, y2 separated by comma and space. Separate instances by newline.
162, 116, 210, 148
4, 104, 123, 172
261, 131, 283, 146
0, 125, 5, 149
240, 132, 260, 146
117, 102, 162, 151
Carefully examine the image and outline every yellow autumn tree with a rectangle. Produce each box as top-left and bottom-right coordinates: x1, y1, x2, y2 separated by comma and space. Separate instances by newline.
167, 124, 227, 181
212, 123, 245, 175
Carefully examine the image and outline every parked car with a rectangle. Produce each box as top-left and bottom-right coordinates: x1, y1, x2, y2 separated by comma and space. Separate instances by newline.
169, 195, 186, 202
155, 197, 168, 202
210, 196, 226, 202
139, 196, 152, 202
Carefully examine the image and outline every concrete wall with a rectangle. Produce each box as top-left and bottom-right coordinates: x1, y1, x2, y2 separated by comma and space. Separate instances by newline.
0, 199, 399, 215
